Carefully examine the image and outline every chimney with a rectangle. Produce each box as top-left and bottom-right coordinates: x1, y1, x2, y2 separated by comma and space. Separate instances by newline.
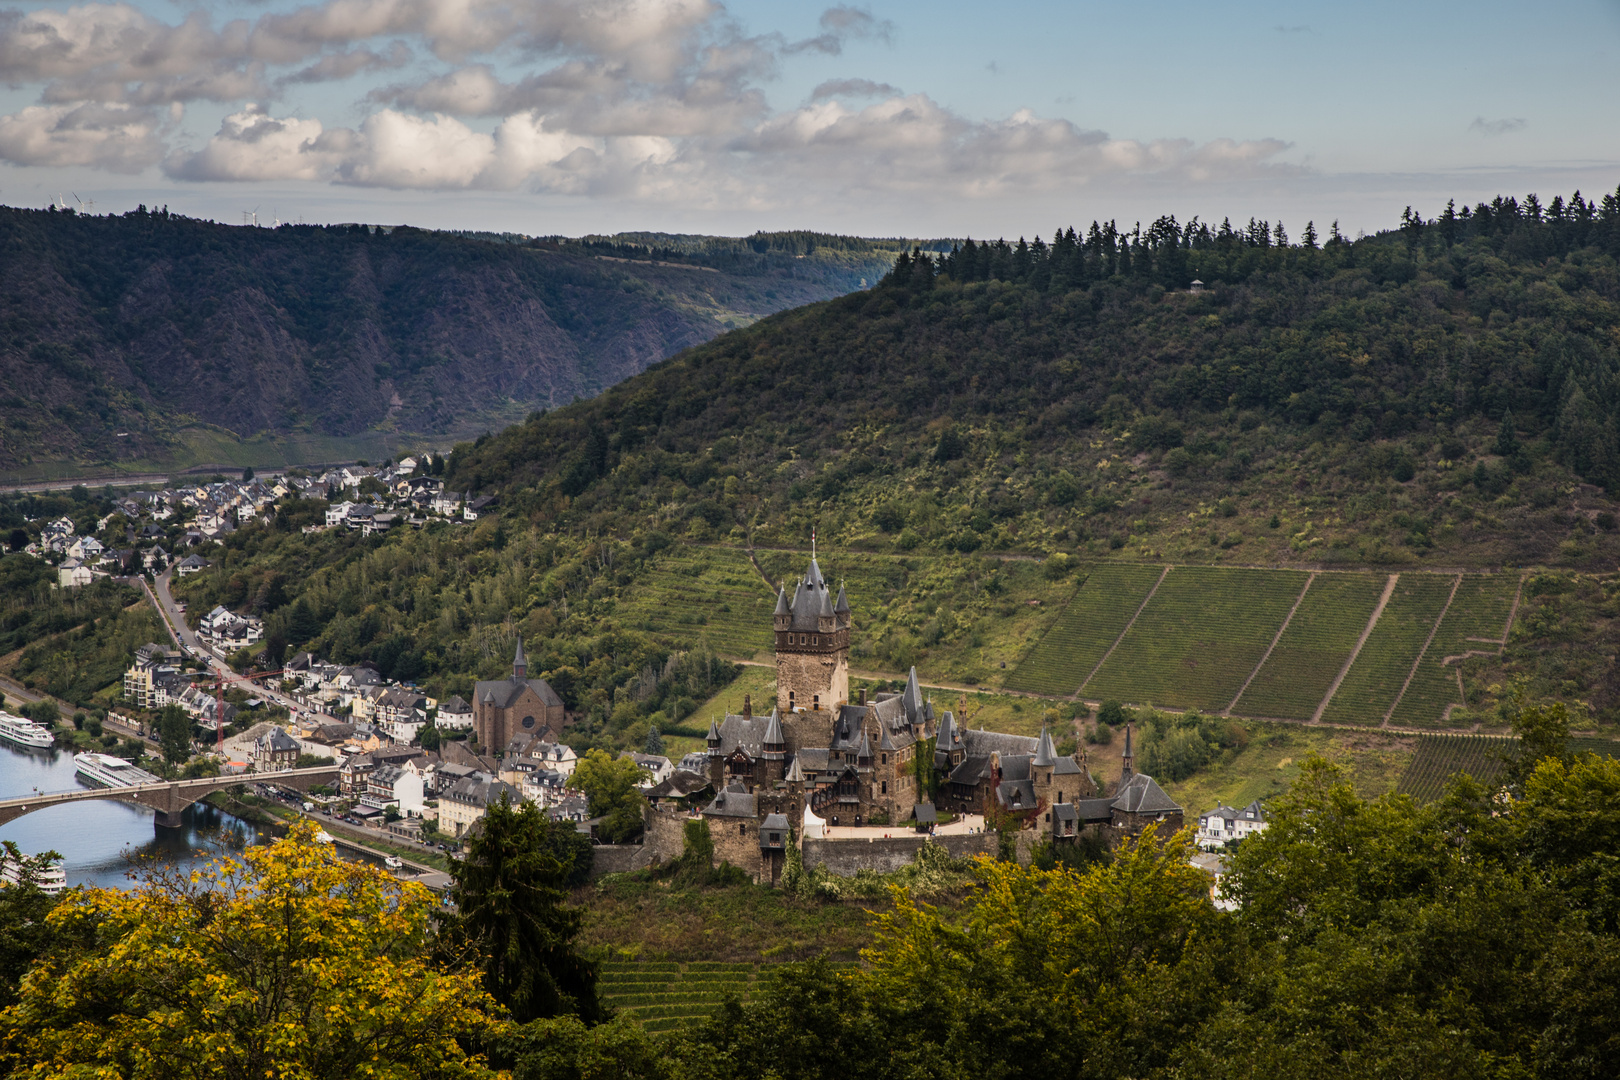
743, 694, 752, 719
858, 687, 867, 705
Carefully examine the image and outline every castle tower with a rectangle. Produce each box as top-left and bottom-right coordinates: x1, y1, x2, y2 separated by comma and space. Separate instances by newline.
1120, 721, 1135, 781
774, 556, 850, 714
1032, 724, 1056, 811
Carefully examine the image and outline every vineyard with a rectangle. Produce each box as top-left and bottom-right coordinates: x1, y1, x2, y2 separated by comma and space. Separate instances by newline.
613, 548, 775, 659
1234, 572, 1389, 720
1389, 573, 1523, 730
1003, 563, 1165, 695
598, 961, 777, 1033
1319, 573, 1457, 727
1395, 734, 1514, 802
1085, 566, 1310, 712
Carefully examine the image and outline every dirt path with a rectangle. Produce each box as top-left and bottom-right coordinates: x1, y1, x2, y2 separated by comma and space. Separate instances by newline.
1228, 572, 1316, 713
1311, 573, 1399, 723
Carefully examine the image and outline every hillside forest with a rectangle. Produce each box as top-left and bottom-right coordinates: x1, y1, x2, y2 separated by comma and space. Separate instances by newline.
0, 208, 918, 471
7, 188, 1620, 754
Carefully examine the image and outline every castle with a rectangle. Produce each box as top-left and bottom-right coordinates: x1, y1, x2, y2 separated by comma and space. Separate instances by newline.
649, 554, 1184, 883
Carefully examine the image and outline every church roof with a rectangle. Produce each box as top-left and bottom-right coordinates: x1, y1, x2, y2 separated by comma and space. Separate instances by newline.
1113, 773, 1180, 815
471, 675, 563, 711
512, 634, 526, 671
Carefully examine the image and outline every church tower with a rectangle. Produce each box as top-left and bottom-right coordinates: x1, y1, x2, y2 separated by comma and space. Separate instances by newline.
774, 556, 850, 714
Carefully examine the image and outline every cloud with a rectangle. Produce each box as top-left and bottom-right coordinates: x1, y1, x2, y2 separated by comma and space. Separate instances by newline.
277, 42, 411, 85
1469, 116, 1527, 137
810, 77, 899, 100
165, 105, 341, 180
0, 100, 162, 170
784, 6, 895, 55
1274, 24, 1311, 33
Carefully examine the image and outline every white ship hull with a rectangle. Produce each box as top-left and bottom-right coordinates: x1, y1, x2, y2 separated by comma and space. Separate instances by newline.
0, 713, 54, 749
74, 752, 161, 789
0, 852, 66, 896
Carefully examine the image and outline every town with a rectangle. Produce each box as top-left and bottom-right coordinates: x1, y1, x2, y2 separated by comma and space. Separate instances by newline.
112, 552, 1264, 892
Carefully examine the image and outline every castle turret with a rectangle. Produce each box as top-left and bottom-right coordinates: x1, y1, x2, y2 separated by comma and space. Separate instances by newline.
774, 553, 850, 714
706, 718, 722, 758
763, 707, 785, 762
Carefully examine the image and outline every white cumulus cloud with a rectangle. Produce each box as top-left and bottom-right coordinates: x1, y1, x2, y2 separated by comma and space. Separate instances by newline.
0, 100, 162, 170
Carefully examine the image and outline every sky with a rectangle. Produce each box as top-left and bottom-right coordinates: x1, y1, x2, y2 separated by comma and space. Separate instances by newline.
0, 0, 1616, 239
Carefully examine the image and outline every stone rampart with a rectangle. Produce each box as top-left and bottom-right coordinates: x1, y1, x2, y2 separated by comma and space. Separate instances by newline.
802, 832, 996, 875
587, 844, 654, 878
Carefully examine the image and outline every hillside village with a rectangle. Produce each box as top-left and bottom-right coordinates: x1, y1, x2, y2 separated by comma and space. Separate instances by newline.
114, 552, 1266, 886
21, 454, 494, 590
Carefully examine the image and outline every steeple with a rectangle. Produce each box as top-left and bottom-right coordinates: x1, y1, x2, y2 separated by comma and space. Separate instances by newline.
834, 582, 850, 616
785, 755, 805, 783
1033, 725, 1056, 768
774, 586, 790, 616
706, 718, 722, 756
902, 666, 923, 720
512, 635, 527, 682
1121, 721, 1135, 780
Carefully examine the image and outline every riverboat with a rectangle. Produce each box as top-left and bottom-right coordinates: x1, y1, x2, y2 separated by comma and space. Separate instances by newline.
0, 850, 66, 895
73, 752, 161, 789
0, 712, 54, 750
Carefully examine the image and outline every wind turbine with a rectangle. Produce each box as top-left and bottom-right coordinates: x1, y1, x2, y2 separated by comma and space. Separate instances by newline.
251, 206, 260, 227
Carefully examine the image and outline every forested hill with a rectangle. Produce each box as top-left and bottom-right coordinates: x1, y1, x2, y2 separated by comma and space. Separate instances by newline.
0, 207, 915, 469
451, 187, 1620, 569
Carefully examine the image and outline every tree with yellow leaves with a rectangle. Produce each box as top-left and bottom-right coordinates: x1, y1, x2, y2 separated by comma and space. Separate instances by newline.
0, 821, 501, 1080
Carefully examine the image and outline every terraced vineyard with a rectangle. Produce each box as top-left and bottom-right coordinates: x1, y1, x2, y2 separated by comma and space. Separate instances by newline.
1235, 573, 1389, 720
1395, 734, 1513, 802
613, 548, 775, 658
1004, 563, 1166, 695
1389, 574, 1522, 730
599, 961, 776, 1032
1086, 567, 1311, 711
754, 549, 916, 626
1319, 573, 1456, 727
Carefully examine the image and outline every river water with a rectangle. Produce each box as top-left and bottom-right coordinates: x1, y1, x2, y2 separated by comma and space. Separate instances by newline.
0, 740, 272, 889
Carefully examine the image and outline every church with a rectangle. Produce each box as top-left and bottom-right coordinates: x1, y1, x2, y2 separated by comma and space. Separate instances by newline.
472, 635, 567, 749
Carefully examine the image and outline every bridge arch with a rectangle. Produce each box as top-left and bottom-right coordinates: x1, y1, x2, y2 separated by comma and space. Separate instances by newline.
0, 766, 341, 830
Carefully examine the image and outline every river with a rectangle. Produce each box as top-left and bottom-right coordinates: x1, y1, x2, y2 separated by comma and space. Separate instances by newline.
0, 740, 273, 889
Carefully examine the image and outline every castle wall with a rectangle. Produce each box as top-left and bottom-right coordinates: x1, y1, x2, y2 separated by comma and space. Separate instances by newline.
709, 816, 767, 881
588, 844, 655, 878
644, 808, 692, 866
801, 832, 997, 875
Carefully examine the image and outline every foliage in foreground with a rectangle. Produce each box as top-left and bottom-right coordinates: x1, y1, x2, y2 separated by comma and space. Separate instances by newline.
0, 822, 500, 1080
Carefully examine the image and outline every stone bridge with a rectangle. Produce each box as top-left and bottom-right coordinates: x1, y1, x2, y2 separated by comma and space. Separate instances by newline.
0, 765, 340, 829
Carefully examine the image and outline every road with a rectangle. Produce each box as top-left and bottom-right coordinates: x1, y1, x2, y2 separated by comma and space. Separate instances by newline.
146, 570, 323, 722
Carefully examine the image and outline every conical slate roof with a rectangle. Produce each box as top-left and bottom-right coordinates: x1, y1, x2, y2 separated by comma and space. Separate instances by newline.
706, 718, 722, 743
512, 634, 526, 674
1033, 725, 1057, 768
819, 584, 835, 617
763, 708, 785, 749
785, 756, 805, 782
857, 731, 873, 762
774, 586, 790, 615
805, 558, 826, 589
834, 583, 850, 614
902, 666, 923, 717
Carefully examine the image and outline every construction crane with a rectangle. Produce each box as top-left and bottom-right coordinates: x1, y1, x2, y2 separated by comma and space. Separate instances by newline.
190, 666, 287, 752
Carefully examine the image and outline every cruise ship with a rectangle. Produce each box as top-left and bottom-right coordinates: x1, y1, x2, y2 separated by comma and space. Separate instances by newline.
74, 752, 162, 789
0, 712, 54, 749
0, 851, 66, 895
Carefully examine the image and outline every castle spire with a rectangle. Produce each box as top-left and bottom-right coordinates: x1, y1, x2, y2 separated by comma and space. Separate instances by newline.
1121, 720, 1135, 780
512, 634, 527, 682
1033, 724, 1056, 768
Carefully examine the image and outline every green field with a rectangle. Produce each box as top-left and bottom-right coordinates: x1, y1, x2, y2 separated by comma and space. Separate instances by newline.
1319, 573, 1456, 727
1388, 574, 1521, 730
1235, 573, 1389, 720
1004, 563, 1165, 695
599, 961, 775, 1033
1085, 566, 1311, 711
613, 548, 776, 659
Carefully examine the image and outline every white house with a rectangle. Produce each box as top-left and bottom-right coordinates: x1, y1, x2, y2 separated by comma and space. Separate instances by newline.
533, 741, 577, 779
435, 695, 474, 730
57, 559, 93, 588
621, 752, 674, 789
324, 501, 356, 527
1196, 800, 1268, 850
